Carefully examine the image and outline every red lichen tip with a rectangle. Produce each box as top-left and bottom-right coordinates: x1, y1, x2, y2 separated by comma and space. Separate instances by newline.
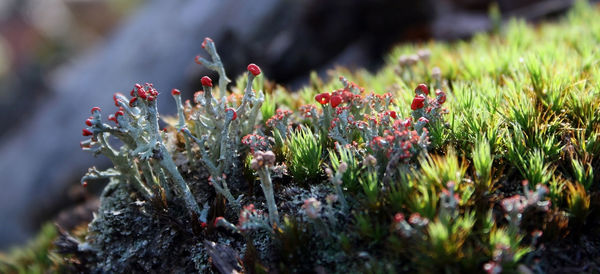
214, 216, 225, 226
171, 88, 181, 96
108, 114, 117, 123
411, 94, 426, 110
82, 128, 93, 136
388, 110, 397, 119
226, 108, 237, 120
129, 97, 138, 107
330, 95, 343, 108
200, 222, 208, 228
416, 83, 429, 95
90, 107, 101, 114
85, 118, 93, 127
82, 181, 88, 188
115, 110, 124, 117
201, 76, 213, 87
137, 88, 148, 99
201, 37, 213, 49
315, 93, 331, 105
247, 63, 261, 76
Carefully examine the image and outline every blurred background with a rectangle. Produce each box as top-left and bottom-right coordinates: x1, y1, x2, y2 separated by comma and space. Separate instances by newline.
0, 0, 587, 249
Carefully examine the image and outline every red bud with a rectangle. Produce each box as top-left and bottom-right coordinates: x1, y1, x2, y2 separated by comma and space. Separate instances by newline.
129, 97, 137, 107
416, 84, 429, 95
201, 76, 213, 87
330, 95, 343, 108
226, 108, 237, 120
411, 95, 426, 110
171, 89, 181, 96
85, 118, 93, 126
247, 63, 261, 76
202, 37, 213, 49
108, 114, 117, 123
82, 129, 93, 136
91, 107, 101, 114
315, 93, 331, 105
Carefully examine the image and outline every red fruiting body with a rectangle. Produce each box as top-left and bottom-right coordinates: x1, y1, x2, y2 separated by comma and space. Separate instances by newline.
108, 114, 117, 123
129, 97, 137, 107
137, 88, 147, 99
115, 110, 124, 117
416, 83, 429, 95
402, 118, 411, 128
202, 37, 213, 49
85, 118, 93, 126
411, 95, 426, 110
201, 76, 213, 87
247, 63, 261, 76
435, 89, 446, 104
130, 89, 135, 96
394, 213, 404, 223
388, 110, 397, 119
114, 92, 126, 107
418, 117, 429, 123
214, 216, 225, 226
82, 129, 93, 136
226, 108, 237, 120
194, 55, 202, 65
200, 222, 207, 228
82, 181, 88, 188
330, 95, 343, 108
134, 83, 142, 89
91, 107, 101, 114
171, 88, 181, 96
148, 96, 155, 102
315, 93, 331, 105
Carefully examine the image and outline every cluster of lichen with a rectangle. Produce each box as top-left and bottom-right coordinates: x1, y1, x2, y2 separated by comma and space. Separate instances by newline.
51, 1, 600, 272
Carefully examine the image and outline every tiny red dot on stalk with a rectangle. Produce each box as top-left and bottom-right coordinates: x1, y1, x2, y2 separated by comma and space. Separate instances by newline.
85, 119, 93, 126
113, 93, 124, 107
389, 111, 397, 119
115, 110, 124, 117
82, 129, 93, 136
226, 108, 237, 120
108, 114, 117, 123
200, 222, 208, 228
415, 83, 429, 95
411, 95, 426, 110
214, 216, 224, 226
330, 95, 343, 108
134, 83, 142, 89
82, 181, 88, 188
137, 88, 148, 99
247, 63, 261, 76
90, 107, 101, 114
201, 76, 213, 87
129, 97, 138, 107
171, 89, 181, 96
315, 93, 331, 105
202, 37, 213, 49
